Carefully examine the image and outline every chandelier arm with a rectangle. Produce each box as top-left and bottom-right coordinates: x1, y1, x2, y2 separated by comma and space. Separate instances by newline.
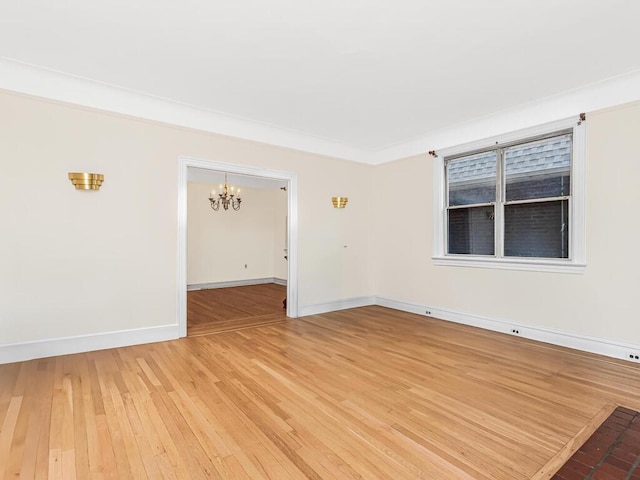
210, 175, 242, 212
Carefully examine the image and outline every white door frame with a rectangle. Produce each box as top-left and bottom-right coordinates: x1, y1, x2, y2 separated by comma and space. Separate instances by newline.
177, 156, 298, 337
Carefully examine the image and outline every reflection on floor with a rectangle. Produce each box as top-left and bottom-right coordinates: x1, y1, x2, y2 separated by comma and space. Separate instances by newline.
187, 283, 287, 336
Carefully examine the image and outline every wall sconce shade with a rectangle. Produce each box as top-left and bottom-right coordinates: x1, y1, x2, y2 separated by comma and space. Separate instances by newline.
332, 196, 348, 208
68, 173, 104, 190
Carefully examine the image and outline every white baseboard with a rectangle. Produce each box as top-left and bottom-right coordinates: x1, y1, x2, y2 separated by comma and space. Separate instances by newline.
0, 324, 179, 365
376, 296, 640, 363
5, 295, 637, 365
299, 296, 375, 317
187, 277, 286, 291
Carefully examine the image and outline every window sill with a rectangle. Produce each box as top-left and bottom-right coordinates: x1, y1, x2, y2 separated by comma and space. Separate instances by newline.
432, 256, 586, 274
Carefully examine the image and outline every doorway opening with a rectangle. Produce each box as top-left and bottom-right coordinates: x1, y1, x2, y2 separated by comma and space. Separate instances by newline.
177, 157, 298, 337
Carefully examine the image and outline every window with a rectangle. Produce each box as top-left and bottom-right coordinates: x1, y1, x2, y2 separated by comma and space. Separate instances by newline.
433, 117, 586, 273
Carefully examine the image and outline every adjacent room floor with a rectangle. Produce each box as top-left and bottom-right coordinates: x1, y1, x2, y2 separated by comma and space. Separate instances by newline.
187, 283, 287, 336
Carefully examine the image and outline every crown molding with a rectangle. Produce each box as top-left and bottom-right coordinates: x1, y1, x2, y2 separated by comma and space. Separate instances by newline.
368, 68, 640, 165
2, 57, 639, 166
0, 57, 367, 163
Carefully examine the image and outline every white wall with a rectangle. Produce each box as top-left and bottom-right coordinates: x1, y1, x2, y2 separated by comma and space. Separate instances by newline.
3, 85, 639, 361
0, 90, 373, 349
373, 101, 640, 347
273, 188, 288, 280
187, 183, 286, 285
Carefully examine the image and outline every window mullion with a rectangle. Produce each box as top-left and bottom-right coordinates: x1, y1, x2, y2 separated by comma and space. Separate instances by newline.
495, 148, 504, 258
444, 161, 450, 255
505, 195, 570, 206
448, 202, 495, 210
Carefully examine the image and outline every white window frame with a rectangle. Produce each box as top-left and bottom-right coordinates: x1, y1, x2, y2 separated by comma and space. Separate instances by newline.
432, 116, 586, 274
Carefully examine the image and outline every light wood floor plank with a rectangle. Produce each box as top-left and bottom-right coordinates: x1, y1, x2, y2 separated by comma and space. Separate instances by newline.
0, 395, 22, 480
3, 305, 640, 478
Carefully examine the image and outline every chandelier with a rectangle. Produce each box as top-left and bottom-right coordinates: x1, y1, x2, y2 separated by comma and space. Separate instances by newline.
209, 174, 242, 211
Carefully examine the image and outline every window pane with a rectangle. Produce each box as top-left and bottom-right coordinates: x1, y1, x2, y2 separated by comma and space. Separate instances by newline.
447, 151, 497, 206
505, 135, 571, 202
448, 206, 495, 255
504, 200, 569, 258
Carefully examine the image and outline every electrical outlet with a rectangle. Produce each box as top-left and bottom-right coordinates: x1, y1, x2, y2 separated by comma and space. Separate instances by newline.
425, 310, 432, 315
511, 328, 520, 335
628, 353, 640, 361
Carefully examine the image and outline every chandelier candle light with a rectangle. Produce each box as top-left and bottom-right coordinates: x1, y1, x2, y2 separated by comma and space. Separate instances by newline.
209, 174, 242, 211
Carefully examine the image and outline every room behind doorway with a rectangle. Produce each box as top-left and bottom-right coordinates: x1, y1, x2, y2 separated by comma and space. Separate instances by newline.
184, 166, 290, 335
187, 283, 286, 335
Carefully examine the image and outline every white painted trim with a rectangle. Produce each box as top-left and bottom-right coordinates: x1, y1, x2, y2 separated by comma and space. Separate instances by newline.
0, 57, 366, 163
369, 68, 640, 164
286, 175, 299, 317
298, 296, 375, 317
0, 324, 179, 365
431, 257, 586, 274
178, 157, 298, 337
572, 121, 587, 264
177, 158, 188, 337
375, 296, 640, 363
187, 278, 286, 291
432, 155, 446, 258
432, 117, 587, 274
2, 57, 639, 165
435, 116, 580, 159
3, 295, 635, 365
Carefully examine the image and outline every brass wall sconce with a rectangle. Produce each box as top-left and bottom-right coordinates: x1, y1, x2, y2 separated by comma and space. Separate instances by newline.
68, 173, 104, 190
332, 196, 348, 208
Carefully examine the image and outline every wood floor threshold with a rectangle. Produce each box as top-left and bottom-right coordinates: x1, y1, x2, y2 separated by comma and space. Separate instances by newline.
188, 316, 286, 336
530, 402, 618, 479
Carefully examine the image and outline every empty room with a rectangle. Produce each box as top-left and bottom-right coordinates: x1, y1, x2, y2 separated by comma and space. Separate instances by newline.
1, 2, 640, 479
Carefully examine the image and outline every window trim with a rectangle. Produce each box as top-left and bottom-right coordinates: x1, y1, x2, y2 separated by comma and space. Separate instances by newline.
432, 116, 586, 274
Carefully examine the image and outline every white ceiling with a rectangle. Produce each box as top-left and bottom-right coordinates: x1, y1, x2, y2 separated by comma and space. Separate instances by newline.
1, 1, 640, 163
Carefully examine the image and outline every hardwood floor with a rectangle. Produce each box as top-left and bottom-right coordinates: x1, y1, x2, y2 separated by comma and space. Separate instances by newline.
2, 306, 640, 479
187, 283, 286, 336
